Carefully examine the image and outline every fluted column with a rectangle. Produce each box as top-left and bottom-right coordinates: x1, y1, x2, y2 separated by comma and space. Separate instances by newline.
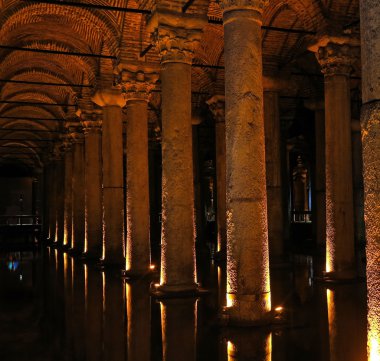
71, 128, 85, 254
147, 11, 206, 293
118, 64, 158, 275
63, 138, 73, 248
92, 89, 126, 265
43, 158, 54, 241
82, 120, 103, 259
221, 0, 271, 322
206, 95, 227, 256
359, 1, 380, 358
263, 89, 284, 261
311, 38, 359, 280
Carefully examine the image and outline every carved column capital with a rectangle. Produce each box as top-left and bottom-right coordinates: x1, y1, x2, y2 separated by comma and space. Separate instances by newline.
206, 95, 225, 124
147, 10, 207, 64
220, 0, 268, 13
81, 120, 102, 136
92, 88, 125, 108
67, 124, 84, 144
116, 63, 159, 102
309, 36, 360, 77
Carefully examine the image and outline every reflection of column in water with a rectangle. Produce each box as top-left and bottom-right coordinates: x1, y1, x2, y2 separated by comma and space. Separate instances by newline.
71, 260, 85, 360
84, 264, 103, 361
63, 252, 74, 359
126, 281, 151, 361
103, 271, 126, 361
226, 330, 272, 361
326, 286, 367, 361
160, 298, 197, 361
55, 251, 66, 353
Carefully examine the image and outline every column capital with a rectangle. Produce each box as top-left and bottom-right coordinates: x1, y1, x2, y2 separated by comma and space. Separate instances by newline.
206, 95, 225, 124
81, 120, 102, 135
116, 62, 159, 103
309, 36, 360, 77
147, 10, 207, 64
92, 88, 126, 108
52, 142, 65, 161
220, 0, 268, 13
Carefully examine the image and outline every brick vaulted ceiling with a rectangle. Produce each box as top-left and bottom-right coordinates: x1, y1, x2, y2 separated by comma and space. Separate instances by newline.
0, 0, 359, 171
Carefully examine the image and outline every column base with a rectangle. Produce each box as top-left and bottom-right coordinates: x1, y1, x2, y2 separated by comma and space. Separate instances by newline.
150, 282, 205, 298
121, 268, 158, 280
220, 306, 285, 327
317, 269, 362, 284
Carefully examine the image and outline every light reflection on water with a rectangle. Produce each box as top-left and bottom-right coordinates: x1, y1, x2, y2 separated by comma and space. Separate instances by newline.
0, 250, 370, 361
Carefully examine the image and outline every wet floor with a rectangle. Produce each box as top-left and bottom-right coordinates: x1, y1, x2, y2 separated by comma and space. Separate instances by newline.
0, 248, 368, 361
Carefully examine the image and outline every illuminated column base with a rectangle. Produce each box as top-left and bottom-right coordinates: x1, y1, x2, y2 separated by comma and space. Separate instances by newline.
222, 0, 272, 322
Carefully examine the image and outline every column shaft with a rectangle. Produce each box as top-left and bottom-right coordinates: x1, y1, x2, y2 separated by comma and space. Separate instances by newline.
324, 74, 355, 277
360, 0, 380, 358
314, 107, 326, 247
102, 105, 124, 265
72, 139, 85, 253
49, 160, 57, 242
223, 5, 271, 322
125, 100, 151, 273
84, 125, 103, 259
215, 117, 227, 255
63, 147, 73, 248
160, 61, 196, 291
55, 158, 65, 245
264, 91, 284, 260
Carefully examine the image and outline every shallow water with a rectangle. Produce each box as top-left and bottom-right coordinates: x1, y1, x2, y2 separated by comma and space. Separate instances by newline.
0, 248, 368, 361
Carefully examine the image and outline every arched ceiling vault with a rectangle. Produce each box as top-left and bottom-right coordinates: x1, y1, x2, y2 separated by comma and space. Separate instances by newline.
0, 0, 359, 170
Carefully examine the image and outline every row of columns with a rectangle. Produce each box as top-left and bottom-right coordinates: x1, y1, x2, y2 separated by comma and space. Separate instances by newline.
43, 3, 377, 326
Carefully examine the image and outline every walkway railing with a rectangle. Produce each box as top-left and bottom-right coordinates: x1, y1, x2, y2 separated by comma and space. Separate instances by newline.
0, 215, 41, 225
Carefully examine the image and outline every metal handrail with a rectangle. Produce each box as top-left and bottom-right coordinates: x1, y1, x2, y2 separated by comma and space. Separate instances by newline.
0, 215, 41, 225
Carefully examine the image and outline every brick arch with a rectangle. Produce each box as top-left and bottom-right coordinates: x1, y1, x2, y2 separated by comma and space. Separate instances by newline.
0, 3, 121, 58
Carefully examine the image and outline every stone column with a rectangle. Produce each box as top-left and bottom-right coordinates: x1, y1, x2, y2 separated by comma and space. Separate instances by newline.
55, 149, 65, 246
48, 156, 57, 243
263, 90, 284, 261
63, 138, 73, 248
311, 38, 359, 280
147, 11, 206, 293
118, 64, 158, 275
221, 0, 271, 322
92, 89, 126, 266
351, 119, 365, 245
206, 95, 227, 257
82, 120, 103, 260
42, 159, 51, 240
71, 129, 85, 254
305, 99, 326, 248
359, 0, 380, 358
